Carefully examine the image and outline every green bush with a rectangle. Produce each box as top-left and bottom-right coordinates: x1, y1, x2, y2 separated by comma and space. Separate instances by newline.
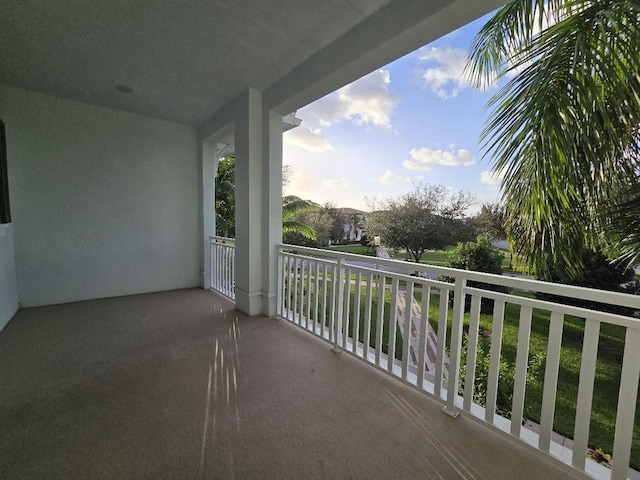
459, 334, 545, 418
446, 234, 509, 313
538, 249, 639, 315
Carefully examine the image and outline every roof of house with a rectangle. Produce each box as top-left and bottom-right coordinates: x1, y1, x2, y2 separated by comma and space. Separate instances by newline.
339, 207, 367, 215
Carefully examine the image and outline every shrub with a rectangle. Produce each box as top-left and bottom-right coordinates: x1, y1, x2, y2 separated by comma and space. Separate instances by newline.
538, 249, 638, 315
446, 234, 509, 313
459, 334, 545, 418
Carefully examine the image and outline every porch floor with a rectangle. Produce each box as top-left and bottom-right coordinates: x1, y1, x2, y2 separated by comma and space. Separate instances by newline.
0, 289, 577, 479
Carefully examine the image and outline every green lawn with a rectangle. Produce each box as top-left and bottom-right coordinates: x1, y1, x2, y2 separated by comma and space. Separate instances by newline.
326, 244, 373, 256
326, 244, 511, 270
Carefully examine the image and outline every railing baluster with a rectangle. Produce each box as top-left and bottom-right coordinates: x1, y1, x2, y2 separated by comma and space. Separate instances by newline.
330, 264, 337, 342
444, 278, 466, 417
342, 267, 351, 349
363, 274, 373, 361
314, 262, 320, 333
375, 275, 385, 367
230, 245, 235, 299
485, 300, 505, 424
219, 244, 223, 293
292, 257, 300, 324
402, 281, 414, 380
287, 254, 294, 320
611, 327, 640, 480
321, 264, 328, 339
333, 258, 346, 352
572, 318, 601, 471
511, 305, 532, 437
353, 272, 362, 354
300, 259, 307, 327
539, 311, 564, 453
306, 260, 313, 330
276, 251, 283, 317
417, 285, 430, 390
209, 240, 214, 290
224, 246, 230, 297
434, 287, 449, 399
214, 243, 219, 292
463, 295, 481, 412
387, 278, 399, 372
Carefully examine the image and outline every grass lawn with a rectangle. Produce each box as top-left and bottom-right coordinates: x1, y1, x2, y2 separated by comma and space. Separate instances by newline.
326, 244, 374, 256
327, 244, 512, 270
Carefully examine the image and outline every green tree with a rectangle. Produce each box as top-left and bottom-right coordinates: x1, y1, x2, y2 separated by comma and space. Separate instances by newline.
325, 204, 347, 244
471, 203, 507, 240
215, 156, 235, 238
283, 206, 333, 247
467, 0, 640, 278
214, 157, 317, 240
282, 195, 319, 241
367, 183, 474, 263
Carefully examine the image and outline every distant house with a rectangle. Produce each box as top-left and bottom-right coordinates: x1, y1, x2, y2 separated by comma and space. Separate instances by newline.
339, 207, 367, 242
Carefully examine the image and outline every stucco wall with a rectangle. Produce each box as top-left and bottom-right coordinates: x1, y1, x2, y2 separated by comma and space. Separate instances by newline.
0, 85, 200, 307
0, 223, 18, 330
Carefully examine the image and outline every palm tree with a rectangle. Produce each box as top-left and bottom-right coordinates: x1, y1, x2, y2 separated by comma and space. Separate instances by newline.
215, 157, 318, 240
466, 0, 640, 278
282, 195, 319, 240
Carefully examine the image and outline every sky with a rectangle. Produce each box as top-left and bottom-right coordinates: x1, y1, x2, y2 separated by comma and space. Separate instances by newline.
282, 12, 505, 213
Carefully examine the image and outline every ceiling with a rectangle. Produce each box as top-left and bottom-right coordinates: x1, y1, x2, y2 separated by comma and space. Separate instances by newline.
0, 0, 393, 126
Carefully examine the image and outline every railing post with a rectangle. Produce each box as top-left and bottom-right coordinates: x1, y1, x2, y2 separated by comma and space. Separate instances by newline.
443, 275, 466, 418
209, 237, 214, 290
333, 257, 346, 353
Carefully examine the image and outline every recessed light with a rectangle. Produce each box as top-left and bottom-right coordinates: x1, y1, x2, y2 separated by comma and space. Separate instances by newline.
115, 84, 134, 94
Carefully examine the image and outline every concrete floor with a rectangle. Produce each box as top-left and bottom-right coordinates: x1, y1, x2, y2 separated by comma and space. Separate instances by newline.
0, 289, 578, 479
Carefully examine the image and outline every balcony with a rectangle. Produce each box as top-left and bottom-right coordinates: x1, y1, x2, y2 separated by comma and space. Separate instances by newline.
1, 288, 579, 479
208, 240, 640, 479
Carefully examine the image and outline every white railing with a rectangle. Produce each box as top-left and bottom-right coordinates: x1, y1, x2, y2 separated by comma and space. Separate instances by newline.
210, 236, 235, 300
276, 243, 640, 480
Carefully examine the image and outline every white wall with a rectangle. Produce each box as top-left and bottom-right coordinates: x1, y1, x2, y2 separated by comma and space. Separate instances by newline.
0, 223, 19, 330
0, 85, 200, 306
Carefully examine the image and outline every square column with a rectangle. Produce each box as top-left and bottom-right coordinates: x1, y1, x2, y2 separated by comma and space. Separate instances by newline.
200, 141, 216, 289
234, 89, 264, 315
261, 110, 283, 316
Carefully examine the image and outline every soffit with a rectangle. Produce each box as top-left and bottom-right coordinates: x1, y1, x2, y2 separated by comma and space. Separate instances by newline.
0, 0, 391, 126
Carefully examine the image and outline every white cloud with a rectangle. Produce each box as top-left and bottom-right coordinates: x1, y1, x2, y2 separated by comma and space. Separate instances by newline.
402, 147, 476, 171
480, 169, 505, 185
417, 46, 470, 99
322, 177, 349, 188
377, 170, 409, 184
283, 127, 333, 152
297, 69, 399, 129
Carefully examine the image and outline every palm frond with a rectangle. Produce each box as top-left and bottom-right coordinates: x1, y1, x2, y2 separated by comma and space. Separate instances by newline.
282, 221, 317, 240
468, 0, 640, 277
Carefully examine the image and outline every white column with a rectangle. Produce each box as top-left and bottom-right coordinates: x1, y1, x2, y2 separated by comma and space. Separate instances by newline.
234, 89, 263, 315
201, 140, 217, 289
261, 110, 283, 316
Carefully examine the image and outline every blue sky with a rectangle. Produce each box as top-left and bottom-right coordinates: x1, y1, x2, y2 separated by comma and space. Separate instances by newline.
283, 13, 504, 212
